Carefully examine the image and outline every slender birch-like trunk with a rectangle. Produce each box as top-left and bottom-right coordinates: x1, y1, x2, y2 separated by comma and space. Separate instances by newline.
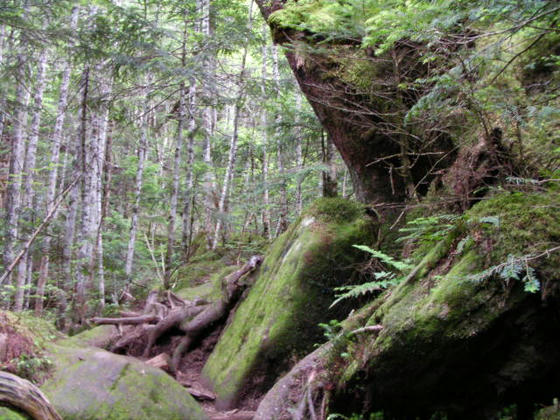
0, 24, 7, 140
211, 1, 253, 249
164, 28, 188, 288
201, 0, 217, 239
74, 67, 93, 319
14, 49, 48, 311
92, 73, 111, 307
260, 33, 272, 240
295, 94, 304, 215
36, 6, 79, 314
272, 46, 288, 235
181, 83, 197, 255
2, 53, 30, 292
321, 131, 338, 197
125, 93, 149, 284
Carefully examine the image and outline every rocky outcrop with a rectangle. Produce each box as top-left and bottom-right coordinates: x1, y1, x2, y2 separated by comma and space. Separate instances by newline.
254, 191, 560, 418
201, 198, 376, 409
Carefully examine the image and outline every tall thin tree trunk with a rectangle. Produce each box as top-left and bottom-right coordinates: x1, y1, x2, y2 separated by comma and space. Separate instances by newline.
0, 24, 7, 140
260, 32, 271, 240
99, 121, 113, 304
201, 0, 216, 240
272, 46, 288, 235
181, 83, 197, 256
2, 53, 30, 294
125, 95, 149, 285
165, 29, 188, 288
211, 1, 253, 249
321, 130, 338, 197
74, 67, 93, 321
36, 6, 79, 315
14, 49, 47, 311
295, 94, 304, 215
93, 74, 111, 307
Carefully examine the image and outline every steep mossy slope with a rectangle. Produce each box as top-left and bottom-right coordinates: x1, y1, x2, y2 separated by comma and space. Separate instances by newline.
202, 198, 376, 409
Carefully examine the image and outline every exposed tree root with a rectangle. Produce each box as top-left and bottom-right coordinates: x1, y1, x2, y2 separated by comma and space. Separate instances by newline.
89, 255, 263, 378
0, 371, 62, 420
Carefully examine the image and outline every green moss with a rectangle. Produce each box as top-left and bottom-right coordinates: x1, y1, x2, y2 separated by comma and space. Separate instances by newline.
176, 265, 238, 302
0, 407, 27, 420
336, 191, 559, 385
307, 197, 364, 224
465, 191, 560, 265
42, 345, 208, 420
173, 257, 225, 291
1, 310, 62, 351
202, 198, 374, 408
59, 325, 116, 349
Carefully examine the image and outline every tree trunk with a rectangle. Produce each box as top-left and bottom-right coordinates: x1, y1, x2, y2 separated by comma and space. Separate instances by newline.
93, 74, 112, 307
321, 131, 338, 198
165, 30, 187, 288
0, 371, 62, 420
260, 34, 272, 240
35, 6, 78, 315
125, 91, 149, 285
74, 67, 93, 322
181, 83, 197, 256
272, 45, 289, 236
2, 53, 30, 292
295, 93, 304, 215
14, 48, 48, 311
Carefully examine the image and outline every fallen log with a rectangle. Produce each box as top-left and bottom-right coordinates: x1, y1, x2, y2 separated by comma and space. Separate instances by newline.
170, 255, 263, 372
0, 371, 62, 420
90, 314, 160, 325
145, 353, 171, 370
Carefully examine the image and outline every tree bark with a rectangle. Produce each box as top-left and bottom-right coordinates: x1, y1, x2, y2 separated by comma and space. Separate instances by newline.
272, 45, 289, 235
295, 93, 304, 214
13, 48, 48, 311
125, 90, 149, 285
2, 52, 30, 291
181, 83, 197, 256
36, 6, 79, 315
321, 130, 338, 198
165, 28, 188, 288
0, 371, 62, 420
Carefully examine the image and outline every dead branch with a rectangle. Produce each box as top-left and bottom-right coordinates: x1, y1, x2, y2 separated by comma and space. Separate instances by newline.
170, 255, 264, 372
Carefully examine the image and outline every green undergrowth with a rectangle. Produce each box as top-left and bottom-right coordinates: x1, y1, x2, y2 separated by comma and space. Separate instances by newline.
202, 198, 375, 408
0, 311, 62, 383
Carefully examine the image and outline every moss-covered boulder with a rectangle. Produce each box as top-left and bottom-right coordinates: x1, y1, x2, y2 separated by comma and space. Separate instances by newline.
328, 191, 560, 417
60, 325, 118, 349
42, 344, 208, 420
202, 198, 375, 409
254, 191, 560, 418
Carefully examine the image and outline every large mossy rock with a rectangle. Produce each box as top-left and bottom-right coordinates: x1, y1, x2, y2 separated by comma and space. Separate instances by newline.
42, 343, 208, 420
202, 198, 375, 409
329, 191, 560, 418
254, 191, 560, 418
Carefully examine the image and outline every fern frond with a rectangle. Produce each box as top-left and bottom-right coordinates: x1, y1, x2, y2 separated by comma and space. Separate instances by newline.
353, 245, 412, 271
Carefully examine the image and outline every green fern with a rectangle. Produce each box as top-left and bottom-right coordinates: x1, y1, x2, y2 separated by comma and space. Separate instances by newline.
466, 253, 541, 293
330, 247, 411, 308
